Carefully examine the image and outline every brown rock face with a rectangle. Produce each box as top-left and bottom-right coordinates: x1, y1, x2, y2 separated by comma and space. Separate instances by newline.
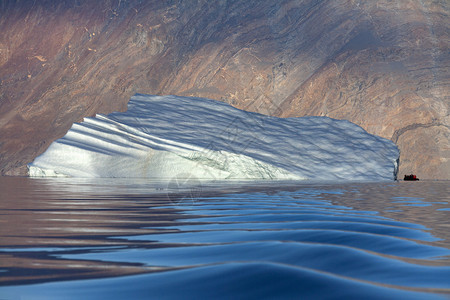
1, 0, 448, 179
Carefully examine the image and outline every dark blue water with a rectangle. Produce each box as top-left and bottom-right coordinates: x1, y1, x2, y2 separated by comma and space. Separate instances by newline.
0, 178, 449, 299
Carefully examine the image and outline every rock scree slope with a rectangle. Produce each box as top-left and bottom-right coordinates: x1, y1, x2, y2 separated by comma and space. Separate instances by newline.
0, 0, 448, 179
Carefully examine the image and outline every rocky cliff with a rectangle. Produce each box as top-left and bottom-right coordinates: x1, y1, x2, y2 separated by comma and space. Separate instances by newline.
0, 0, 448, 179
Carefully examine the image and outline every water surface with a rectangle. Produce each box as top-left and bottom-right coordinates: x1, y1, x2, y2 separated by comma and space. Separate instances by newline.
0, 178, 449, 299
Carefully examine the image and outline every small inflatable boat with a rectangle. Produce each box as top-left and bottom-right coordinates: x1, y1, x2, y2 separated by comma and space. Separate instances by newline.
404, 174, 419, 181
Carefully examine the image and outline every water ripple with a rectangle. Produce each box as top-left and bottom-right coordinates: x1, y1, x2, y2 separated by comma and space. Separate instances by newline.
1, 179, 449, 299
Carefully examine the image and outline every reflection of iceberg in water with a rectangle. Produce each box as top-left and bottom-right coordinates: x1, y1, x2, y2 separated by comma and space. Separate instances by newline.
28, 94, 399, 180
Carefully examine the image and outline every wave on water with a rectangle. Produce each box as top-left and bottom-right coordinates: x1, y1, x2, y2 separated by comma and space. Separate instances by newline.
0, 180, 449, 299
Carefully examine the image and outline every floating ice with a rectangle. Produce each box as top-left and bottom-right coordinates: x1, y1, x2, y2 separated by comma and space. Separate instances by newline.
28, 94, 399, 180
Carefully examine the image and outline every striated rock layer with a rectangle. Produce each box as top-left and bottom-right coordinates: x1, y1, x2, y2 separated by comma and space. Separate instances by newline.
0, 0, 449, 178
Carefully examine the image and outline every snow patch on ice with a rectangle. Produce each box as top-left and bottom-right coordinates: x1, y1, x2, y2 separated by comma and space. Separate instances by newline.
28, 95, 399, 181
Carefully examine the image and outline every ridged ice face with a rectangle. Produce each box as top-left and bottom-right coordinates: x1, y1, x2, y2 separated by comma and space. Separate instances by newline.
28, 94, 399, 181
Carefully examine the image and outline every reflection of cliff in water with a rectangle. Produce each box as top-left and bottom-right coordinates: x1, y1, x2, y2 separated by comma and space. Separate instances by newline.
0, 178, 193, 285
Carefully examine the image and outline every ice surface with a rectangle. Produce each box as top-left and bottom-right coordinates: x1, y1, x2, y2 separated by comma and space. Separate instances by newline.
28, 94, 399, 180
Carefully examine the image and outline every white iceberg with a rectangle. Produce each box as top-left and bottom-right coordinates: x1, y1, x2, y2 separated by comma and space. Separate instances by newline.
28, 94, 399, 181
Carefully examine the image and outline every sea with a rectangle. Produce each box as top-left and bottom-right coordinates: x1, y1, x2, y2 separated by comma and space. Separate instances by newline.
0, 177, 449, 299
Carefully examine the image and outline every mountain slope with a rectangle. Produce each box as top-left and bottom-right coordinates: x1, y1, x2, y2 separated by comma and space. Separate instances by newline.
0, 0, 448, 178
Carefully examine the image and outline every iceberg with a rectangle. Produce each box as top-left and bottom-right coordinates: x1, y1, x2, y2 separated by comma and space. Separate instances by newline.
28, 94, 399, 181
